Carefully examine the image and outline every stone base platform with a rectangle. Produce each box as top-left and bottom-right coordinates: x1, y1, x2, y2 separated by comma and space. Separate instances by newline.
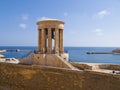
19, 53, 76, 70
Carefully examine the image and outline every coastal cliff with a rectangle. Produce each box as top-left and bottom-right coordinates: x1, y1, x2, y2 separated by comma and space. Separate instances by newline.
0, 63, 120, 90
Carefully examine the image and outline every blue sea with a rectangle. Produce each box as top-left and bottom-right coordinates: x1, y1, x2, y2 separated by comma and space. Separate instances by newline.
0, 46, 120, 64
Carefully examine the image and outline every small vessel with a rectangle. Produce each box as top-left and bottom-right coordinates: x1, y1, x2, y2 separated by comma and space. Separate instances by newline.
0, 54, 6, 62
5, 58, 20, 64
0, 50, 6, 53
86, 51, 95, 54
0, 54, 19, 64
0, 54, 5, 58
86, 51, 101, 54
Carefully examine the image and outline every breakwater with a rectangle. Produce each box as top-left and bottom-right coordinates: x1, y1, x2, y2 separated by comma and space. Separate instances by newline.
6, 49, 31, 52
86, 51, 113, 54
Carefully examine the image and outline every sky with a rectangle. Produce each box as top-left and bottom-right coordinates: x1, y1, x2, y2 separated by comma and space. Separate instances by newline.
0, 0, 120, 47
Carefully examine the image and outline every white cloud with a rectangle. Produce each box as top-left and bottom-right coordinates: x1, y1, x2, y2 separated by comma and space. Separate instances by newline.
94, 29, 104, 36
40, 16, 49, 20
19, 23, 27, 29
97, 10, 110, 18
37, 16, 50, 21
21, 14, 29, 20
37, 16, 59, 21
64, 12, 68, 16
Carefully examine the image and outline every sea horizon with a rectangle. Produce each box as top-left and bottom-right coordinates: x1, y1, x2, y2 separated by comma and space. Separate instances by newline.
1, 46, 120, 64
1, 45, 120, 48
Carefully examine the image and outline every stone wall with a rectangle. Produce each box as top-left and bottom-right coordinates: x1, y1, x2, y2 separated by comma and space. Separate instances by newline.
32, 54, 70, 68
19, 53, 34, 64
99, 64, 120, 70
0, 63, 120, 90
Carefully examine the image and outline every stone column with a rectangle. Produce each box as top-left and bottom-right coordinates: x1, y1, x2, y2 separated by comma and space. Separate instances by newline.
47, 28, 52, 53
59, 29, 64, 53
38, 29, 41, 52
41, 28, 45, 53
55, 28, 59, 53
45, 36, 47, 53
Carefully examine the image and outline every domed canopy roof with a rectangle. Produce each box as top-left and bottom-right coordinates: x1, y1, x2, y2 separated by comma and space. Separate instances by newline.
37, 18, 64, 25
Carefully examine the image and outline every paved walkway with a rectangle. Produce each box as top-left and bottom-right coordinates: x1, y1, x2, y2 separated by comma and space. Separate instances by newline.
92, 69, 120, 75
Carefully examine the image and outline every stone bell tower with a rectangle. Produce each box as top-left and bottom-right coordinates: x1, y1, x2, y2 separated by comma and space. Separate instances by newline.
37, 19, 64, 54
20, 19, 75, 69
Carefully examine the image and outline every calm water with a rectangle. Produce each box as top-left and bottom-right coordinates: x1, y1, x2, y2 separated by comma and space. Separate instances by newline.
0, 46, 120, 64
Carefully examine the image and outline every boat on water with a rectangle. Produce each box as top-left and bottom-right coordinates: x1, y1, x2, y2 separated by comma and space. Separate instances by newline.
0, 54, 5, 58
0, 49, 6, 53
0, 54, 19, 64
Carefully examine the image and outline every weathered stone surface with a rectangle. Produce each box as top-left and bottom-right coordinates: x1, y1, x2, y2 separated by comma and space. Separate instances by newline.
20, 53, 71, 69
0, 63, 120, 90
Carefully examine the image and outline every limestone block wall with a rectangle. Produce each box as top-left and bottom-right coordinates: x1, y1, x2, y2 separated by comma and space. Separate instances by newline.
89, 64, 120, 71
20, 53, 73, 69
19, 54, 34, 64
92, 65, 100, 70
99, 64, 120, 70
60, 53, 69, 61
32, 54, 70, 69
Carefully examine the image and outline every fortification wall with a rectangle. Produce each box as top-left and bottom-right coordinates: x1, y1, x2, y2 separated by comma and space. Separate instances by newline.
99, 64, 120, 70
0, 63, 120, 90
